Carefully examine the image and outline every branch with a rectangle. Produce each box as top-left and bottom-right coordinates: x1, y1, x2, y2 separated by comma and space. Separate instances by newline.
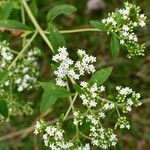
8, 31, 37, 70
0, 27, 100, 37
20, 0, 54, 53
0, 113, 73, 142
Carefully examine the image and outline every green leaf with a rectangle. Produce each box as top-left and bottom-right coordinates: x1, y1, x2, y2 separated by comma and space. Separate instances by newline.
51, 63, 58, 71
40, 81, 70, 114
29, 0, 38, 18
40, 92, 57, 114
59, 113, 65, 123
111, 34, 120, 57
0, 2, 13, 19
89, 67, 113, 86
115, 9, 122, 25
0, 97, 8, 118
47, 4, 77, 22
48, 23, 66, 52
41, 81, 70, 98
0, 20, 31, 31
0, 1, 20, 20
0, 70, 9, 86
90, 20, 107, 31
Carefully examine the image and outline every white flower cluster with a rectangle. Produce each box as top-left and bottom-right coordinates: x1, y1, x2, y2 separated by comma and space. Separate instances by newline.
2, 49, 40, 93
34, 120, 74, 150
74, 113, 117, 149
52, 47, 96, 87
102, 2, 146, 58
90, 127, 117, 149
34, 120, 46, 135
79, 81, 115, 112
12, 48, 40, 92
0, 41, 14, 68
0, 41, 40, 92
80, 81, 105, 108
72, 83, 142, 149
73, 111, 84, 126
116, 86, 142, 113
0, 42, 40, 122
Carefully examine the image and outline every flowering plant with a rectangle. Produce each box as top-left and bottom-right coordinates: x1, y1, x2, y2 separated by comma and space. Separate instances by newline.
0, 1, 148, 149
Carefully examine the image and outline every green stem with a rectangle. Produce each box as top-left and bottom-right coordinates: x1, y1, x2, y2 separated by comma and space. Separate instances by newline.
20, 0, 54, 53
99, 97, 125, 108
10, 49, 19, 54
58, 28, 99, 34
20, 2, 26, 47
8, 31, 37, 70
66, 81, 81, 144
99, 97, 115, 104
79, 132, 91, 140
115, 106, 121, 118
24, 28, 99, 36
64, 92, 78, 120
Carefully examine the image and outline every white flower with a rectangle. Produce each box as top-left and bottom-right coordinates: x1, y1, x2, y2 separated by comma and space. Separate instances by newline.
126, 124, 130, 129
77, 49, 86, 56
34, 129, 39, 135
139, 21, 146, 27
73, 111, 79, 117
17, 86, 23, 92
89, 100, 97, 107
82, 98, 88, 105
102, 144, 108, 149
99, 112, 105, 118
120, 39, 125, 45
45, 126, 56, 136
49, 143, 57, 150
43, 134, 48, 140
100, 86, 105, 92
110, 134, 117, 141
106, 17, 115, 24
90, 83, 98, 93
103, 103, 110, 110
122, 25, 129, 31
127, 98, 133, 105
136, 93, 141, 99
119, 9, 129, 16
55, 130, 64, 140
119, 87, 132, 95
80, 81, 88, 88
34, 121, 42, 135
4, 80, 9, 86
122, 31, 129, 37
116, 86, 121, 91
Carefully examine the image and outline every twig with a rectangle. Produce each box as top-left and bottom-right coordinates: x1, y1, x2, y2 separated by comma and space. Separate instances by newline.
64, 92, 78, 120
8, 31, 37, 70
0, 113, 73, 142
20, 0, 54, 53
